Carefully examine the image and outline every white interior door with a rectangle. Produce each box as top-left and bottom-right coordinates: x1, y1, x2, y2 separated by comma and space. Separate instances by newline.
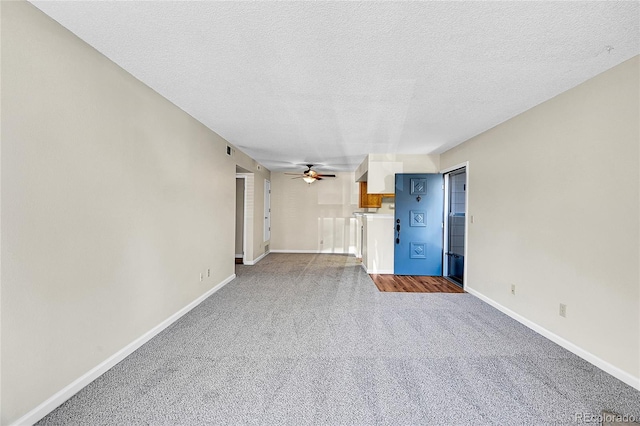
264, 180, 271, 242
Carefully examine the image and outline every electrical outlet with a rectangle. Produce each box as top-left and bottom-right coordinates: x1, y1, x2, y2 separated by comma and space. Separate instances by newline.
559, 303, 567, 318
511, 284, 516, 295
207, 269, 211, 277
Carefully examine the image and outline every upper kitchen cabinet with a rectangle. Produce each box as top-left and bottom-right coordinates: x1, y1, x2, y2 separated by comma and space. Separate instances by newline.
355, 154, 440, 194
359, 181, 383, 208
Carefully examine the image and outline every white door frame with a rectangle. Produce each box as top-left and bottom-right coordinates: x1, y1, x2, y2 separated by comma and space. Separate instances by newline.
440, 161, 469, 288
236, 174, 249, 265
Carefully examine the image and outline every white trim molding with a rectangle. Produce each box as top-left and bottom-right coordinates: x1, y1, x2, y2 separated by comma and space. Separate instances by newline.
244, 250, 268, 265
236, 173, 254, 265
360, 263, 393, 275
440, 161, 470, 291
12, 274, 236, 426
466, 287, 640, 391
269, 249, 320, 254
439, 160, 470, 175
244, 251, 359, 265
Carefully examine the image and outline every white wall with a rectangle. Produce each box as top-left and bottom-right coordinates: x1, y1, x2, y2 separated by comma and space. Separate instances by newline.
270, 172, 359, 253
0, 2, 260, 423
440, 56, 639, 385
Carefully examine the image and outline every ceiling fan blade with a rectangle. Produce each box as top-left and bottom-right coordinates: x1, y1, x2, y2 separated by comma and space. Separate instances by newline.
316, 174, 336, 177
291, 176, 304, 179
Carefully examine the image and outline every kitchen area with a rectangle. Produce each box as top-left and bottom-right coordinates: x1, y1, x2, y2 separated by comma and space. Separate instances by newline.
352, 154, 441, 274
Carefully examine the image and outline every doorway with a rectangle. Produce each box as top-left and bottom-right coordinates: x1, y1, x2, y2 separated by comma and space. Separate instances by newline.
443, 167, 467, 287
235, 176, 246, 264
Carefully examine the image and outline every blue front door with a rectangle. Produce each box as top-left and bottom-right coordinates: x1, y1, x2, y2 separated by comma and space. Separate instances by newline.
394, 173, 444, 275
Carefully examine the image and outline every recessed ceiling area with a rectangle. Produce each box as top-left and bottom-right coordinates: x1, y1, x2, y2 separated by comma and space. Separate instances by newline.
30, 1, 639, 172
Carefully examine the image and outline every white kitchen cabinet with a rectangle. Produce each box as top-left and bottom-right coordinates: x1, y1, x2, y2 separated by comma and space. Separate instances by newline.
355, 154, 440, 194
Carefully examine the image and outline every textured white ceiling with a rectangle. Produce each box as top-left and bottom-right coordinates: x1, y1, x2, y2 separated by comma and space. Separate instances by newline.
30, 1, 639, 172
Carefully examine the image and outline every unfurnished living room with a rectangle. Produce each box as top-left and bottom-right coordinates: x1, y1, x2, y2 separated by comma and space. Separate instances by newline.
2, 1, 639, 425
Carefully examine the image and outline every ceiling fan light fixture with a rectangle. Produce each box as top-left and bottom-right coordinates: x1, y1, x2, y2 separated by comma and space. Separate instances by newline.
285, 164, 334, 183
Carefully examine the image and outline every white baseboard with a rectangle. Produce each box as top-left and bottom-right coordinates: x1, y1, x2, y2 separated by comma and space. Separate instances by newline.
12, 274, 236, 426
270, 250, 355, 255
360, 263, 393, 274
466, 287, 640, 391
269, 249, 320, 254
244, 250, 268, 265
257, 250, 356, 260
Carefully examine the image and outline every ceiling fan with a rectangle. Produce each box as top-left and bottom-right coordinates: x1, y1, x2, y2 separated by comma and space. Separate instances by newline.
285, 164, 336, 184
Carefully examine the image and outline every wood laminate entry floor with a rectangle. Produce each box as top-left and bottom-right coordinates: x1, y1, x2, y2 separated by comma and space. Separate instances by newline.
370, 274, 464, 293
